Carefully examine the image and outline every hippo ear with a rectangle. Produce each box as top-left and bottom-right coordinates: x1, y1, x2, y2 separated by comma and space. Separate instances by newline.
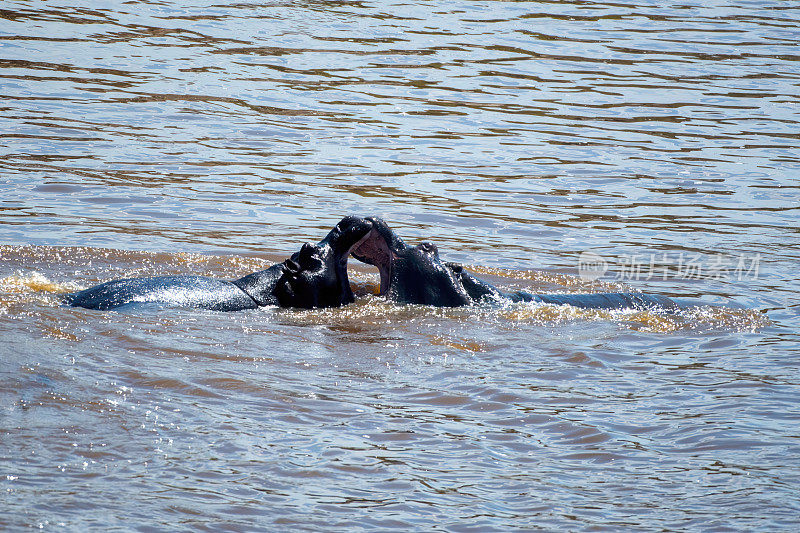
321, 216, 373, 254
445, 262, 464, 274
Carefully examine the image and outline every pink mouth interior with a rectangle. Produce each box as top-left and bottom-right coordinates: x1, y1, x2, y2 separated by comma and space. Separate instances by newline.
350, 228, 393, 296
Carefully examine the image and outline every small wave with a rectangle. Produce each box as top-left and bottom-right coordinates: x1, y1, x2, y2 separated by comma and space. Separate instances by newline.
280, 290, 768, 334
500, 299, 769, 333
0, 271, 79, 294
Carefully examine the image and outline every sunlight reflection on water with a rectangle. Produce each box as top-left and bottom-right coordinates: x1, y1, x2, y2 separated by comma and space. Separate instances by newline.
1, 0, 799, 530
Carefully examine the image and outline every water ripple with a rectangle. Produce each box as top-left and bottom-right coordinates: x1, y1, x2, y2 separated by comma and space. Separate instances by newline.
2, 0, 799, 530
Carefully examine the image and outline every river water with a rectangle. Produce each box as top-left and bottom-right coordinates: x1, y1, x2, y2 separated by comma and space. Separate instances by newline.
2, 0, 799, 530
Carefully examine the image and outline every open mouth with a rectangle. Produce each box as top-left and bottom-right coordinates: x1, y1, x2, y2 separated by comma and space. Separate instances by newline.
342, 226, 375, 266
350, 225, 393, 296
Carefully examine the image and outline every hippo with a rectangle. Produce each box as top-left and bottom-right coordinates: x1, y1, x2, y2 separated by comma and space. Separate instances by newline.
351, 217, 677, 311
65, 216, 375, 311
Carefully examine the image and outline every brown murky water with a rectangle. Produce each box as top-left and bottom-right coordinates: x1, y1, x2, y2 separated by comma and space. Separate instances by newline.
2, 1, 799, 530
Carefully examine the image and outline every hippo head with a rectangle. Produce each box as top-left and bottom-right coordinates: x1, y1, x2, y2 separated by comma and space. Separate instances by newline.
272, 216, 375, 309
350, 217, 489, 307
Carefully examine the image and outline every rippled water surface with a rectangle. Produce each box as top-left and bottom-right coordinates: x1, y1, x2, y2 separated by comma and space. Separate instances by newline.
2, 0, 799, 530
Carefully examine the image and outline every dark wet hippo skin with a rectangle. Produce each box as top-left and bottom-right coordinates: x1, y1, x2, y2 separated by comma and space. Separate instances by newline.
65, 216, 375, 311
351, 217, 677, 311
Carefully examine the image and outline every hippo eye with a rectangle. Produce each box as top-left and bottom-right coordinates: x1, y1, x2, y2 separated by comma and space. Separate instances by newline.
419, 242, 438, 255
